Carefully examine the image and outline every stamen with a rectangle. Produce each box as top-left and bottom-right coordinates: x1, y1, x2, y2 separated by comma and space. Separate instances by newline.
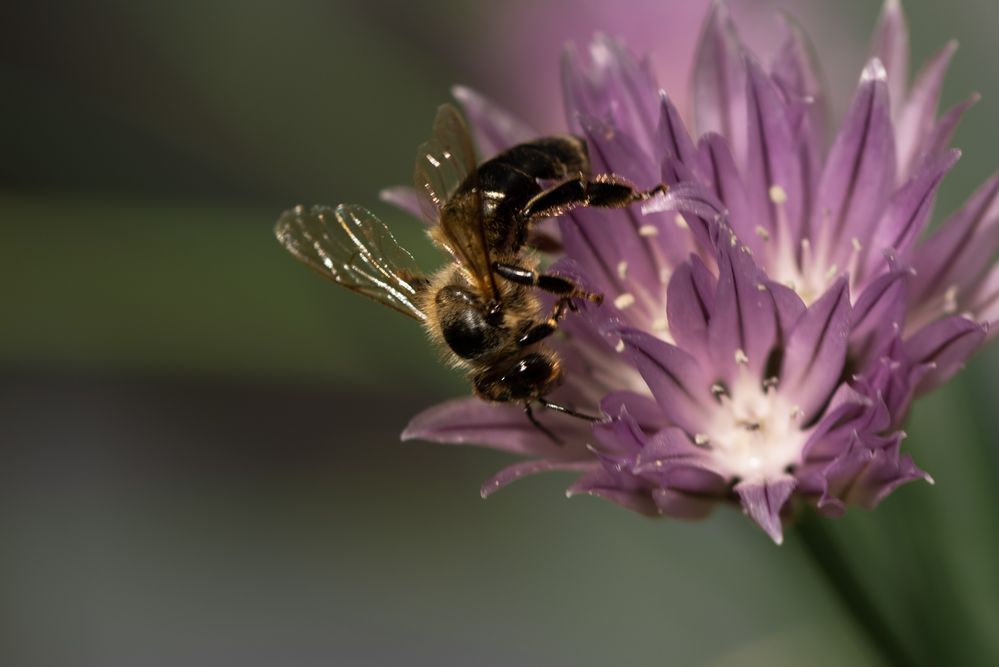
694, 433, 710, 446
710, 383, 729, 399
944, 285, 959, 314
614, 292, 636, 310
652, 317, 668, 332
614, 339, 626, 353
674, 214, 689, 229
639, 224, 659, 237
768, 184, 787, 205
617, 261, 629, 280
734, 348, 749, 365
755, 225, 771, 241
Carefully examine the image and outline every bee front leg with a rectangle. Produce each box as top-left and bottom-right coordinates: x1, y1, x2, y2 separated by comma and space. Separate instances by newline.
515, 297, 585, 348
522, 175, 668, 221
493, 262, 603, 304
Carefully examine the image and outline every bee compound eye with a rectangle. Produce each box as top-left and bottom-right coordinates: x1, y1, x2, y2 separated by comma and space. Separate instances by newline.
441, 307, 491, 360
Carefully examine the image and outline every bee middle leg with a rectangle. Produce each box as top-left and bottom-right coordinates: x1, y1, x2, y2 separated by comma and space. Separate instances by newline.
493, 262, 603, 304
523, 176, 668, 221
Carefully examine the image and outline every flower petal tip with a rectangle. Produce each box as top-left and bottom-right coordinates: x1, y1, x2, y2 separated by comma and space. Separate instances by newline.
862, 58, 888, 83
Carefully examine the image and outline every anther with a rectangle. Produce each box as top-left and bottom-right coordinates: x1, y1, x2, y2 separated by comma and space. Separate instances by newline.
614, 292, 636, 310
768, 184, 787, 205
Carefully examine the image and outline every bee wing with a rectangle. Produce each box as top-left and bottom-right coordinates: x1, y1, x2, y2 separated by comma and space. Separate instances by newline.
414, 103, 499, 302
414, 103, 477, 223
275, 204, 428, 321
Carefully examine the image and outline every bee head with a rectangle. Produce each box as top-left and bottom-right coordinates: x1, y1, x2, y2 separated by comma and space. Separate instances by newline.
473, 352, 561, 403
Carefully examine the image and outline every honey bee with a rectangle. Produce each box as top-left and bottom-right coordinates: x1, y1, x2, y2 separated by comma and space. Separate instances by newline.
275, 104, 666, 438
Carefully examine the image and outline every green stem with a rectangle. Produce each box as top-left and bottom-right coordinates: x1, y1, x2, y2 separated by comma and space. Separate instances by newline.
795, 512, 915, 667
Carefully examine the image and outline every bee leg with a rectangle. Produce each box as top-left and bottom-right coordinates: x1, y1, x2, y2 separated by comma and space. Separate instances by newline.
538, 398, 600, 423
516, 298, 583, 348
522, 176, 668, 221
524, 402, 562, 445
493, 262, 603, 304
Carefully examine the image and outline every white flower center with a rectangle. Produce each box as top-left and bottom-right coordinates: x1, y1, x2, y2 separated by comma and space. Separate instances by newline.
702, 372, 806, 481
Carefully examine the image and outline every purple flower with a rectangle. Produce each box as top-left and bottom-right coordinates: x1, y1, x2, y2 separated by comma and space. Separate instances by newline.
399, 0, 997, 543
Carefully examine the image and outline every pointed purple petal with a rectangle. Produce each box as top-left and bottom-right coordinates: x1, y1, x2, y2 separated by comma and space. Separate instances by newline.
735, 475, 797, 544
651, 488, 718, 520
912, 93, 979, 174
617, 327, 713, 434
708, 239, 778, 382
771, 17, 829, 236
817, 435, 930, 511
801, 384, 879, 462
967, 264, 999, 339
579, 114, 658, 186
632, 428, 727, 494
767, 280, 807, 339
896, 41, 958, 180
566, 467, 658, 517
772, 16, 826, 106
905, 315, 987, 394
599, 391, 669, 431
781, 278, 852, 421
691, 2, 748, 166
655, 91, 698, 167
562, 36, 659, 148
379, 186, 428, 222
481, 460, 595, 498
402, 398, 588, 458
666, 257, 716, 359
592, 408, 648, 455
814, 60, 896, 266
868, 0, 909, 112
911, 171, 999, 306
851, 269, 909, 369
866, 149, 960, 275
743, 56, 804, 246
695, 133, 757, 257
452, 85, 535, 157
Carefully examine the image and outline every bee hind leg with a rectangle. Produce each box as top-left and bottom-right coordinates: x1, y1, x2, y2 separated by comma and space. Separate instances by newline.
493, 261, 603, 304
523, 176, 667, 221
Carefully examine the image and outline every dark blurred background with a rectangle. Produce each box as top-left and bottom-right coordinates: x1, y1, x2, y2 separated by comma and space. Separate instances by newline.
1, 1, 997, 665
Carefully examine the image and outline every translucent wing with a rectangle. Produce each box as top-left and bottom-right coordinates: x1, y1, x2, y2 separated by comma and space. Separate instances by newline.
414, 103, 499, 301
414, 103, 478, 223
275, 204, 427, 320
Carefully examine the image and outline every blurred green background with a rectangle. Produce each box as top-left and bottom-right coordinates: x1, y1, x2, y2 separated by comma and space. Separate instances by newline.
1, 1, 997, 665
